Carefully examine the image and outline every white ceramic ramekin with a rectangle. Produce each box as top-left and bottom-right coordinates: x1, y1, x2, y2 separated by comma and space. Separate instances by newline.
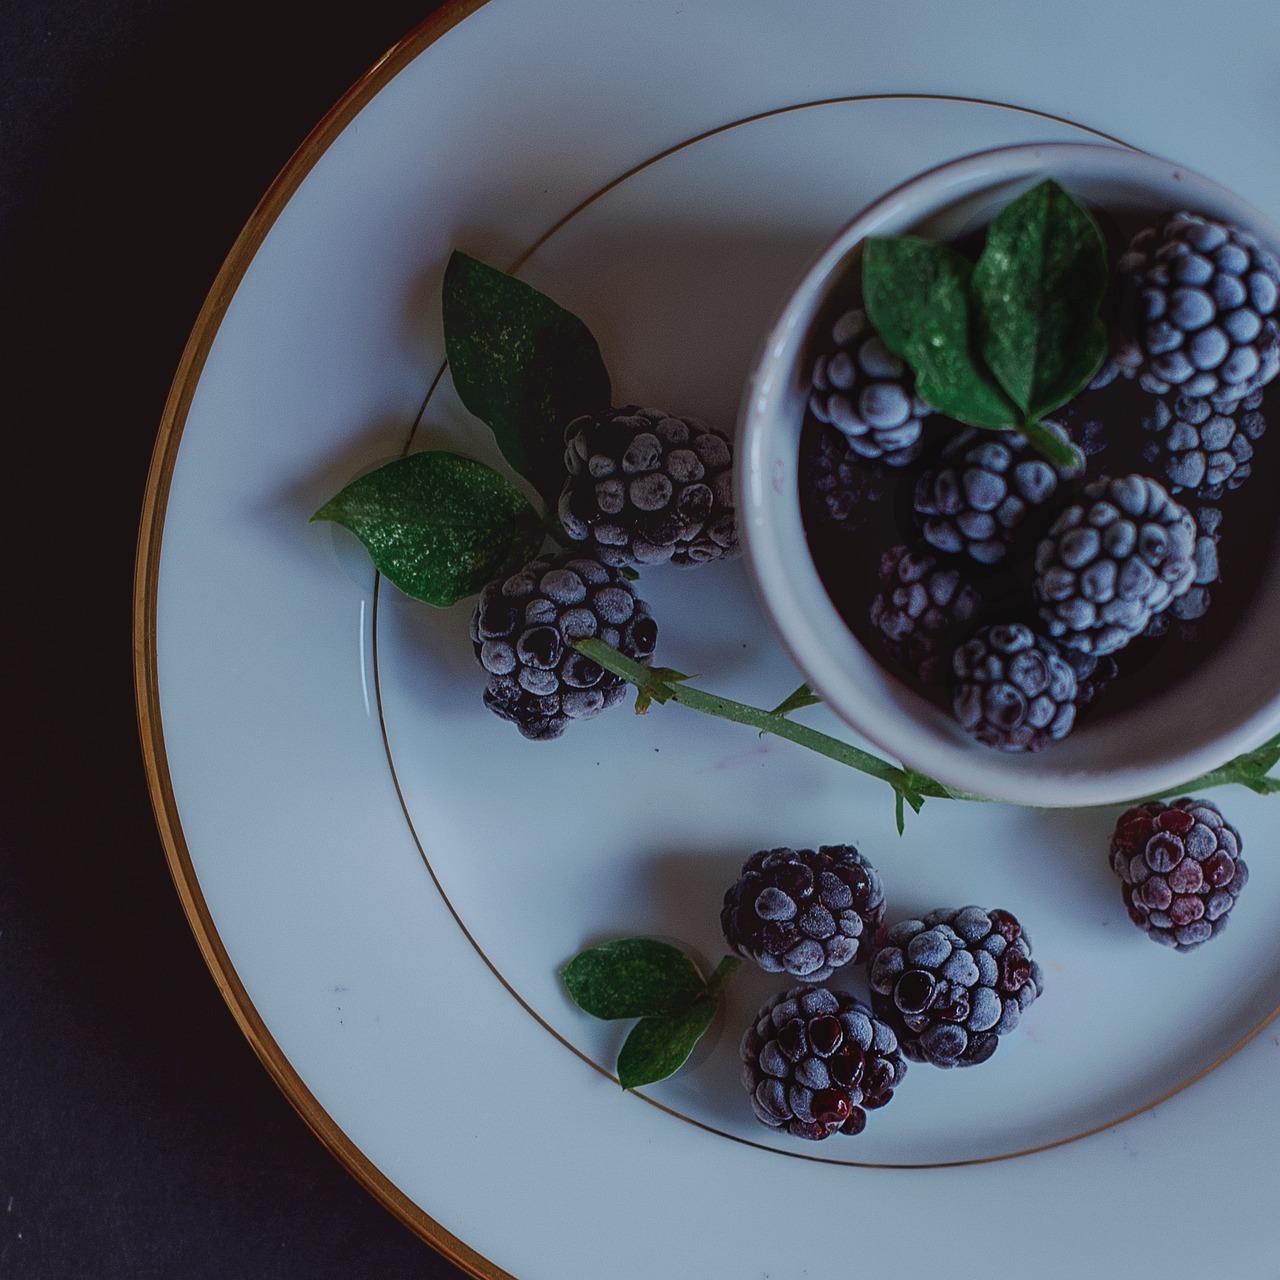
737, 142, 1280, 806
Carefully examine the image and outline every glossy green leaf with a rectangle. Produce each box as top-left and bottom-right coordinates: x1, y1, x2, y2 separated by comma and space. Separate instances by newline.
561, 938, 707, 1020
617, 995, 718, 1090
312, 451, 543, 606
443, 251, 611, 506
862, 236, 1019, 430
971, 179, 1109, 420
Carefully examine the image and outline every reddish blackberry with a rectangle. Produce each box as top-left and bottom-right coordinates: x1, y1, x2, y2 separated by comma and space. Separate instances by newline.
1141, 392, 1266, 500
809, 307, 929, 466
558, 406, 737, 567
869, 907, 1043, 1068
951, 623, 1077, 752
869, 544, 982, 685
721, 846, 885, 980
800, 424, 888, 534
470, 552, 657, 740
1034, 474, 1197, 655
913, 421, 1081, 565
1115, 210, 1280, 406
741, 985, 907, 1139
1110, 798, 1247, 950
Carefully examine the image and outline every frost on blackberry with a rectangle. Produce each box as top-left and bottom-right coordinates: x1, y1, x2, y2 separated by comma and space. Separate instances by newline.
1110, 798, 1247, 950
741, 985, 907, 1139
1141, 392, 1266, 500
951, 623, 1077, 752
1115, 211, 1280, 407
869, 544, 982, 685
869, 907, 1043, 1068
1034, 474, 1197, 654
800, 425, 888, 533
809, 307, 929, 466
720, 846, 886, 980
913, 421, 1082, 565
558, 406, 737, 567
470, 552, 657, 739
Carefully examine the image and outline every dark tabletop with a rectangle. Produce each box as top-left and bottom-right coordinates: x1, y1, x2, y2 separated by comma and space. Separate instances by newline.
2, 1, 473, 1275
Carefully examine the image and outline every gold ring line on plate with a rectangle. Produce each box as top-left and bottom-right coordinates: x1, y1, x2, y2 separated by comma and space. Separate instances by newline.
376, 98, 1280, 1171
129, 4, 1279, 1269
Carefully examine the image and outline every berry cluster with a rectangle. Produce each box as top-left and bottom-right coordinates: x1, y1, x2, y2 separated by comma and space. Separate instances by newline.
722, 793, 1248, 1140
722, 846, 1044, 1140
473, 402, 739, 737
800, 205, 1277, 753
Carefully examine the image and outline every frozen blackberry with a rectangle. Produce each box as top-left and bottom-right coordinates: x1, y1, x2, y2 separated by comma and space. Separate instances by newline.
1034, 474, 1197, 654
720, 846, 886, 980
869, 906, 1043, 1068
470, 552, 657, 740
1141, 392, 1265, 500
558, 406, 737, 567
913, 421, 1081, 565
809, 308, 929, 466
870, 544, 982, 685
951, 623, 1077, 752
1115, 211, 1280, 406
741, 985, 907, 1139
1110, 798, 1247, 950
800, 424, 888, 533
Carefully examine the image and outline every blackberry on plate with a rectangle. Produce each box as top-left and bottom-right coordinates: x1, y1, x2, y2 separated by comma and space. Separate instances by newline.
741, 985, 906, 1139
800, 424, 888, 533
470, 552, 657, 740
721, 845, 886, 980
869, 544, 982, 685
1115, 210, 1280, 406
869, 906, 1043, 1068
558, 406, 737, 567
1141, 392, 1265, 500
913, 420, 1082, 565
809, 307, 929, 466
1034, 474, 1197, 654
951, 623, 1077, 752
1110, 798, 1247, 950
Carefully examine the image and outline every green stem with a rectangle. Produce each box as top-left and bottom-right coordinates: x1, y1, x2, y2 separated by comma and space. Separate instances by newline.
577, 639, 981, 821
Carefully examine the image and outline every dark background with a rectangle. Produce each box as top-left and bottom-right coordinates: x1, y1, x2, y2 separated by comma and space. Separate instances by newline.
2, 1, 472, 1275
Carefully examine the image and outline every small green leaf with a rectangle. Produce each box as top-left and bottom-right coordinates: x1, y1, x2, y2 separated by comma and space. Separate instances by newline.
769, 683, 822, 717
972, 179, 1109, 421
443, 251, 611, 506
863, 237, 1019, 430
312, 451, 543, 606
617, 995, 718, 1090
561, 939, 706, 1020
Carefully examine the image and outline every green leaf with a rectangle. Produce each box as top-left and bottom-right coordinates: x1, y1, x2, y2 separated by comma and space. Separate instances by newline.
862, 237, 1019, 430
617, 995, 718, 1090
312, 451, 543, 606
443, 251, 611, 506
971, 179, 1109, 421
768, 683, 822, 717
561, 939, 707, 1020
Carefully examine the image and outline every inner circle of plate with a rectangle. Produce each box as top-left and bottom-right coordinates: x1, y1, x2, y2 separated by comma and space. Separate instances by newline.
373, 96, 1279, 1167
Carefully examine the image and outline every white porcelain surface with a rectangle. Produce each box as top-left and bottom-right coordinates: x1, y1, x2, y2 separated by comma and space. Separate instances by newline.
152, 2, 1280, 1277
738, 142, 1280, 806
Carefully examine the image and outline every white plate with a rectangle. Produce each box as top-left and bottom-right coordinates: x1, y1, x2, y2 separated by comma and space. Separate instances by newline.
138, 2, 1280, 1276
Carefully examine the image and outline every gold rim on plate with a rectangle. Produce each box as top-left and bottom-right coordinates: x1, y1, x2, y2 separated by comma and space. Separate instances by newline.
133, 3, 1280, 1270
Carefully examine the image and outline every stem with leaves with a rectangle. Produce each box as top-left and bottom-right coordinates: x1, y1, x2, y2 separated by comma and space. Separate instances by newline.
576, 639, 978, 834
577, 639, 1280, 828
